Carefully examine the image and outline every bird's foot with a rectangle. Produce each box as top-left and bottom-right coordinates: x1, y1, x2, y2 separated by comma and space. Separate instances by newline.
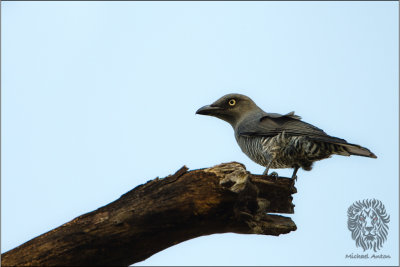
270, 171, 279, 178
292, 175, 298, 181
263, 166, 278, 180
265, 171, 279, 181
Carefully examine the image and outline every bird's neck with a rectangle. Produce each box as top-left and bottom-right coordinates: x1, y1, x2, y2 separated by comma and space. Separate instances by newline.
233, 108, 265, 130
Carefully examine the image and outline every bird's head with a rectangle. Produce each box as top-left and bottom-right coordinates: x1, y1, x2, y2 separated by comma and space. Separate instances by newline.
196, 93, 262, 127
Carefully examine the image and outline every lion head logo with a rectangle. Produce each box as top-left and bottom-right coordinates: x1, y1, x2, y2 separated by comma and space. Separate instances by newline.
347, 199, 390, 252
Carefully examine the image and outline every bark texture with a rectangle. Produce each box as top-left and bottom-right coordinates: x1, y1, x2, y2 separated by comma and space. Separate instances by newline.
1, 162, 296, 266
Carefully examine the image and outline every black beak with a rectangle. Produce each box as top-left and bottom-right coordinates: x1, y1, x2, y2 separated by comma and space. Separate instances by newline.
196, 105, 222, 115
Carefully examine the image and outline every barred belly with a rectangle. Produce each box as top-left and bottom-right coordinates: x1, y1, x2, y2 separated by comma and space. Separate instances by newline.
236, 133, 347, 170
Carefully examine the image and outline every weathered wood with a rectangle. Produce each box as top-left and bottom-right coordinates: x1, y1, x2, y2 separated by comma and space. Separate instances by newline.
1, 162, 297, 266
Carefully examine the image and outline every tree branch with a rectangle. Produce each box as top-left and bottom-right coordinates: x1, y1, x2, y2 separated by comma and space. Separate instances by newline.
1, 162, 297, 266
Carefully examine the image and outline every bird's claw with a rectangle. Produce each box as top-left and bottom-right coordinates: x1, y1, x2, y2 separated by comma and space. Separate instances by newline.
262, 170, 279, 180
270, 171, 278, 177
292, 175, 298, 181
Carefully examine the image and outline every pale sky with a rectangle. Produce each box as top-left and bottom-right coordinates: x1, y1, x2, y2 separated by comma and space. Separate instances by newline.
1, 1, 399, 266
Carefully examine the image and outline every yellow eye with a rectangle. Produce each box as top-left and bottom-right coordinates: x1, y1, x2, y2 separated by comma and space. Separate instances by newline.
228, 99, 236, 106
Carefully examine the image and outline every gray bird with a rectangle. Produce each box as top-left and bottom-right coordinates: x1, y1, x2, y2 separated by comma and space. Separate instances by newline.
196, 93, 377, 179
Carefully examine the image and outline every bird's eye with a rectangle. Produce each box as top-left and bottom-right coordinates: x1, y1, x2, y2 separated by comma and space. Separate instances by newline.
228, 99, 236, 106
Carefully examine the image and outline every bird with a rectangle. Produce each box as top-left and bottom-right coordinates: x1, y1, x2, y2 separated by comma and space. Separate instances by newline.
196, 93, 377, 180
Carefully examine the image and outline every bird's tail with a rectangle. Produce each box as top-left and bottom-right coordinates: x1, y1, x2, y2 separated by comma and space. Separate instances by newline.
339, 143, 377, 158
307, 136, 377, 158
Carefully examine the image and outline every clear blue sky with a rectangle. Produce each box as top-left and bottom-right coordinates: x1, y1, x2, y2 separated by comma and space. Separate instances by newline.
1, 1, 398, 266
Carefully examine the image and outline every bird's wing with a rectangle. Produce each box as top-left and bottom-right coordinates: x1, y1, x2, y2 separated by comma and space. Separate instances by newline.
238, 112, 349, 145
264, 111, 302, 120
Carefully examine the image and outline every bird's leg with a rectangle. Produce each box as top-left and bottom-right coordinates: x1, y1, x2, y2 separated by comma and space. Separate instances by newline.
262, 167, 269, 175
262, 160, 278, 177
291, 166, 299, 181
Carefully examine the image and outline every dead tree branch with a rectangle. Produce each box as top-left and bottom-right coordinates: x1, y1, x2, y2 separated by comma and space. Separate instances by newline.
1, 162, 296, 266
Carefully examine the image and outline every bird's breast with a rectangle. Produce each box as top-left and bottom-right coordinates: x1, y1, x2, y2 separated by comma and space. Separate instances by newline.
235, 135, 273, 166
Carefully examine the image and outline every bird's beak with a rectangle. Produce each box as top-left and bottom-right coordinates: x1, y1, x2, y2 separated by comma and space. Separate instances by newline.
195, 105, 222, 115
